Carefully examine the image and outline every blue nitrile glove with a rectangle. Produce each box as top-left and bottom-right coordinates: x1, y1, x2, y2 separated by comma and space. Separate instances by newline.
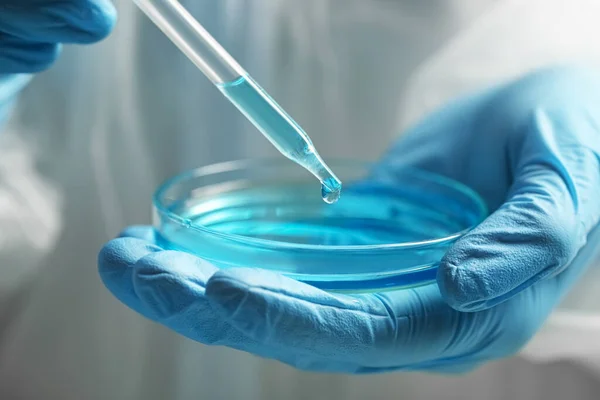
99, 65, 600, 373
0, 0, 116, 122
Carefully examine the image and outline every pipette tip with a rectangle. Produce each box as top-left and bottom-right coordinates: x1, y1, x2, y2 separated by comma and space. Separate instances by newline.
321, 176, 342, 204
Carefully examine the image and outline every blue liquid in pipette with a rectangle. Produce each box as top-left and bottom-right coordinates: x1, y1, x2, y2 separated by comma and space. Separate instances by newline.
217, 75, 342, 204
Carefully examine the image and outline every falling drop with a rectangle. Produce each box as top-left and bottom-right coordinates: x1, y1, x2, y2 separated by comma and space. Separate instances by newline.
321, 178, 342, 204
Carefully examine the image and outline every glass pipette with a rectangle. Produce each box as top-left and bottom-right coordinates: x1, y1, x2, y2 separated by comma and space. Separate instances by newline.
131, 0, 342, 203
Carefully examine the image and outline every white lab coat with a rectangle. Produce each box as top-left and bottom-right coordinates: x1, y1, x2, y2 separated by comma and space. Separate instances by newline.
0, 0, 599, 399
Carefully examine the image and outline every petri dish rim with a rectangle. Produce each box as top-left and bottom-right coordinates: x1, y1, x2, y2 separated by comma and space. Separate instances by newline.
153, 158, 489, 253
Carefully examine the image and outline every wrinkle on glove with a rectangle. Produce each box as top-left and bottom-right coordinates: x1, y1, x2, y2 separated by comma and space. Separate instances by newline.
99, 65, 600, 374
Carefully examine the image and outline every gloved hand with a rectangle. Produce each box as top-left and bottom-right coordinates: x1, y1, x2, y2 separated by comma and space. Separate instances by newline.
99, 65, 600, 373
0, 0, 116, 122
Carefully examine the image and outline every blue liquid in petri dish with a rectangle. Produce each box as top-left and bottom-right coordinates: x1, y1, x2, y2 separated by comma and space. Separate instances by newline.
217, 75, 342, 204
157, 182, 473, 291
154, 163, 488, 293
186, 186, 463, 246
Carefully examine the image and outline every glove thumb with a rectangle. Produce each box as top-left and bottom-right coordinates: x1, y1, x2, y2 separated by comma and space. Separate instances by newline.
438, 108, 600, 312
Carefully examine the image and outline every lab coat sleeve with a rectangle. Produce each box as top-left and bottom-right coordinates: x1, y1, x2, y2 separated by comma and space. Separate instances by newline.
0, 78, 63, 323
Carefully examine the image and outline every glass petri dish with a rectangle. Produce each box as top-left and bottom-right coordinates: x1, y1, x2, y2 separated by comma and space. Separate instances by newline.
152, 159, 488, 293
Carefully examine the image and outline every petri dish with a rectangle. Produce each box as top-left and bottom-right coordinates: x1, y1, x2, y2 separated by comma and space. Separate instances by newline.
152, 159, 488, 293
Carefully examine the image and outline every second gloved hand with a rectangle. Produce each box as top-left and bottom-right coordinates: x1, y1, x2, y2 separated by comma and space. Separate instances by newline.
0, 0, 116, 73
99, 65, 600, 373
0, 0, 116, 123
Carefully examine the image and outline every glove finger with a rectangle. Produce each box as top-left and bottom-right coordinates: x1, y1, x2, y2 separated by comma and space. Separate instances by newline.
205, 267, 472, 366
205, 268, 386, 363
99, 234, 407, 366
439, 96, 600, 311
98, 237, 163, 316
98, 238, 260, 347
0, 38, 60, 73
0, 1, 116, 44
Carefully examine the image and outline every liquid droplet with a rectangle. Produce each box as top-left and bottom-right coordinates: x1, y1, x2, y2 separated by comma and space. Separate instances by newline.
321, 179, 342, 204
